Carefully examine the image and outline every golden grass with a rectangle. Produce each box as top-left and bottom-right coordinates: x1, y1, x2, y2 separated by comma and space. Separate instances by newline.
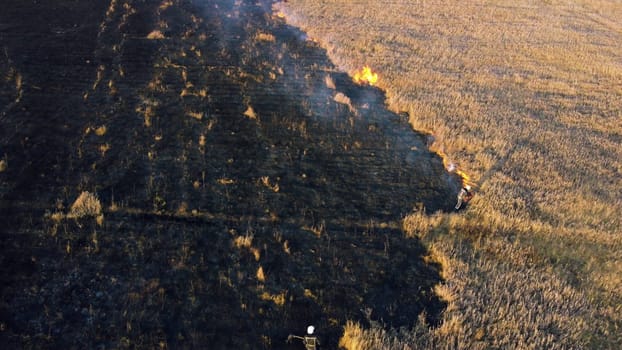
256, 266, 266, 283
339, 321, 368, 350
69, 191, 103, 219
186, 110, 204, 120
233, 232, 254, 249
243, 105, 257, 120
281, 0, 622, 348
255, 32, 276, 43
146, 30, 165, 40
260, 176, 280, 192
94, 125, 107, 136
260, 291, 286, 306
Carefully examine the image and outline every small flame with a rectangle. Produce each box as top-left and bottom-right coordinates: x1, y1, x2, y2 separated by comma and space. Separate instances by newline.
353, 66, 378, 86
276, 12, 285, 19
439, 150, 474, 189
455, 169, 472, 187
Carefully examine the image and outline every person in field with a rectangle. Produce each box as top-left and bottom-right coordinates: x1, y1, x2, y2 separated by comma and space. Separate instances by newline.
288, 325, 319, 350
455, 185, 473, 210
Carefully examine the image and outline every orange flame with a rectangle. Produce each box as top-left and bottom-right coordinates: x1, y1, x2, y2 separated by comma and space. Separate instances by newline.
455, 169, 473, 188
353, 66, 378, 86
437, 148, 474, 189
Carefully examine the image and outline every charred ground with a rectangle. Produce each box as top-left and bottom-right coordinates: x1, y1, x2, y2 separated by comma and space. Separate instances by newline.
1, 0, 459, 348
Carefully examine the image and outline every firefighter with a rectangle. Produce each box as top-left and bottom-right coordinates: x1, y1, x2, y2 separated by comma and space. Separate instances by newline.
455, 185, 473, 210
288, 325, 319, 350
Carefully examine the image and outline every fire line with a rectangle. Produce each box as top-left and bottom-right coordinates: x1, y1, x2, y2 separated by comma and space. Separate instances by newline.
353, 65, 378, 86
437, 148, 474, 190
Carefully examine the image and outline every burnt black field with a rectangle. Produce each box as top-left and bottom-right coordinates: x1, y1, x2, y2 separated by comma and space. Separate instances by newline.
1, 0, 460, 348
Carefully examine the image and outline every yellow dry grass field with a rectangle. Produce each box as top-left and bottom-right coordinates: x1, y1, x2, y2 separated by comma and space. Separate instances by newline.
279, 1, 622, 348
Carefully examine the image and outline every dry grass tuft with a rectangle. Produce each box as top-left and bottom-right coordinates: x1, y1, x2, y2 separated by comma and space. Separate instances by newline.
158, 0, 172, 11
324, 74, 336, 89
186, 111, 203, 120
69, 191, 103, 219
260, 291, 286, 306
94, 125, 107, 136
255, 32, 276, 42
260, 176, 279, 192
146, 30, 165, 39
256, 266, 266, 283
243, 105, 257, 120
233, 233, 253, 249
333, 92, 355, 113
338, 321, 368, 350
